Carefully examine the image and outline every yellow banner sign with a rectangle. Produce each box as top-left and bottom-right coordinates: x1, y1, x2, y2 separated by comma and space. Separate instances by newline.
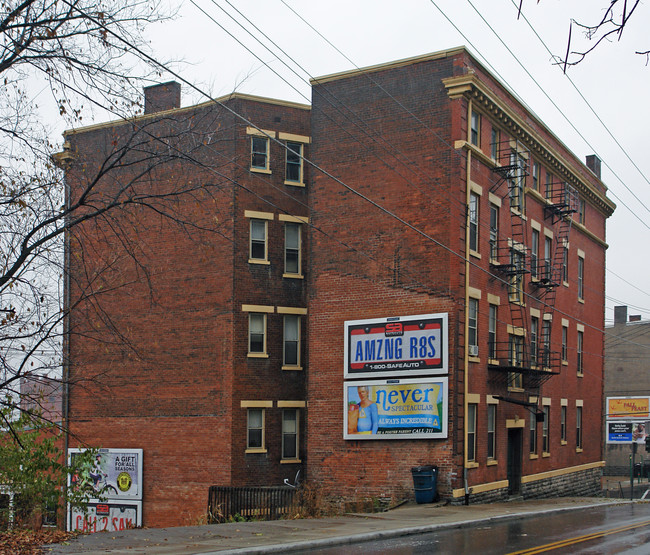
607, 397, 650, 418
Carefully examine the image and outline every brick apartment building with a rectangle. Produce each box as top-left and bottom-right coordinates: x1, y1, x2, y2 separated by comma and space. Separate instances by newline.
59, 47, 614, 527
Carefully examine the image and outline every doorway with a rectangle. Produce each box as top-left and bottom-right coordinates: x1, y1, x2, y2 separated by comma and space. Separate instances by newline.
507, 428, 523, 495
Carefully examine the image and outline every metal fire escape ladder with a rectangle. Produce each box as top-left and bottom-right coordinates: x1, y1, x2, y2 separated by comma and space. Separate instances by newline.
530, 178, 578, 388
488, 141, 531, 389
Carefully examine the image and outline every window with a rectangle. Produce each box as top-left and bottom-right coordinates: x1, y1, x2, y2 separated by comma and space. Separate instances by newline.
532, 162, 540, 191
509, 152, 525, 211
283, 315, 300, 367
284, 222, 301, 275
542, 319, 551, 368
282, 409, 299, 460
578, 198, 585, 224
470, 111, 480, 146
543, 236, 552, 282
285, 141, 303, 184
508, 334, 523, 389
251, 136, 269, 171
491, 127, 499, 160
562, 245, 569, 283
247, 408, 264, 450
487, 404, 497, 460
576, 406, 583, 449
577, 330, 584, 375
509, 249, 524, 303
489, 203, 499, 261
250, 219, 268, 262
561, 405, 567, 442
469, 192, 479, 253
578, 256, 584, 300
249, 313, 266, 354
467, 403, 477, 462
545, 171, 553, 199
530, 229, 539, 278
530, 316, 539, 366
542, 406, 550, 453
488, 304, 497, 360
530, 412, 537, 454
468, 297, 478, 350
561, 325, 568, 362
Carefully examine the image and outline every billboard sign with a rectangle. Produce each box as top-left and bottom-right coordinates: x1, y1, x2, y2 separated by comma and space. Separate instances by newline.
344, 313, 448, 378
606, 421, 649, 444
344, 378, 448, 439
68, 448, 143, 501
68, 501, 142, 533
606, 397, 650, 419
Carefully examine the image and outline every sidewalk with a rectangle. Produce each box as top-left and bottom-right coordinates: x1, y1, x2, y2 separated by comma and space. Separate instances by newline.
44, 496, 632, 554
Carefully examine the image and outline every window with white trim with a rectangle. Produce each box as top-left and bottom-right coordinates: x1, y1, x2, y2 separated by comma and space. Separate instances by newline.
561, 405, 567, 442
491, 127, 499, 160
470, 111, 480, 146
530, 412, 537, 454
282, 409, 299, 460
489, 203, 499, 261
283, 314, 300, 367
543, 236, 552, 282
530, 316, 539, 366
577, 330, 584, 376
487, 403, 497, 460
576, 406, 583, 449
247, 408, 265, 450
578, 255, 584, 300
285, 142, 303, 184
468, 297, 478, 351
284, 222, 301, 276
531, 228, 539, 278
542, 406, 550, 453
542, 319, 551, 368
248, 313, 266, 355
467, 403, 477, 462
251, 136, 269, 171
250, 219, 267, 262
561, 325, 568, 363
488, 304, 497, 360
469, 192, 479, 253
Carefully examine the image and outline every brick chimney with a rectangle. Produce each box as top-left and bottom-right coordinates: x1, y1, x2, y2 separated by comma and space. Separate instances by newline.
614, 305, 628, 325
144, 81, 181, 114
586, 154, 601, 179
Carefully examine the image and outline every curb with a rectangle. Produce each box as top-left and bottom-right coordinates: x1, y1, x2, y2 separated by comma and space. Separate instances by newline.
206, 499, 634, 555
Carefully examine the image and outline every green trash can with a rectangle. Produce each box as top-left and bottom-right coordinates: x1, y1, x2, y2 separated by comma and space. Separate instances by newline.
411, 465, 438, 504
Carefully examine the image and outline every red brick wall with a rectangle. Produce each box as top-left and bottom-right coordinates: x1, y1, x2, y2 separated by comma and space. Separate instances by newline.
65, 96, 311, 525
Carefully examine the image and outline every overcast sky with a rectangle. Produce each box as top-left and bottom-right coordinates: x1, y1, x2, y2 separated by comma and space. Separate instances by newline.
139, 0, 650, 325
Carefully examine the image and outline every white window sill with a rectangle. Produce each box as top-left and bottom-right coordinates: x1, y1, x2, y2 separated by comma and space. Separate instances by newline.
251, 167, 272, 175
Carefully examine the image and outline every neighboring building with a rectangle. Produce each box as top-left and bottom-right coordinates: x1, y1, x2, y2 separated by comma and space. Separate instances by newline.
19, 376, 63, 423
60, 47, 614, 527
603, 306, 650, 475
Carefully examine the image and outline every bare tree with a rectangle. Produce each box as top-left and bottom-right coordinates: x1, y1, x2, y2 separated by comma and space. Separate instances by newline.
0, 0, 187, 425
519, 1, 647, 70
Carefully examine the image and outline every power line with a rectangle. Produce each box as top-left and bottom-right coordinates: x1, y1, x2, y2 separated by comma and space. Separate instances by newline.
66, 0, 650, 373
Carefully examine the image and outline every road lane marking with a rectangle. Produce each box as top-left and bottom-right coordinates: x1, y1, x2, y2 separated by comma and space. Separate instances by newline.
506, 518, 650, 554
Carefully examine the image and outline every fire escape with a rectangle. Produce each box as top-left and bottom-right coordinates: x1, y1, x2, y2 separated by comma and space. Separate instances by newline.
486, 141, 575, 407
